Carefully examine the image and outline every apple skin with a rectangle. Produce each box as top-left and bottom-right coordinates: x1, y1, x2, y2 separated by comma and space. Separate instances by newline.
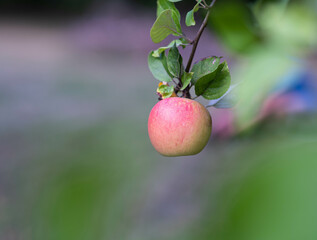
148, 97, 212, 157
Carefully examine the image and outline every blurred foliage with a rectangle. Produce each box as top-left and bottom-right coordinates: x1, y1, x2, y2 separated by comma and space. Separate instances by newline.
8, 119, 158, 240
4, 112, 317, 239
189, 114, 317, 240
209, 0, 317, 130
211, 138, 317, 240
209, 0, 317, 55
208, 0, 262, 54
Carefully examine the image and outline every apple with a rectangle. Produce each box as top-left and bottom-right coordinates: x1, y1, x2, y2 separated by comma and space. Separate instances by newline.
148, 97, 212, 156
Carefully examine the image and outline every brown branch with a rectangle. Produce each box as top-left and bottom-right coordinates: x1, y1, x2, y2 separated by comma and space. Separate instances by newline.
185, 9, 211, 73
178, 0, 216, 99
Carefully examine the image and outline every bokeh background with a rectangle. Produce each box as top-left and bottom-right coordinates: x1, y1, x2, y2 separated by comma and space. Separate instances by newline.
1, 0, 317, 239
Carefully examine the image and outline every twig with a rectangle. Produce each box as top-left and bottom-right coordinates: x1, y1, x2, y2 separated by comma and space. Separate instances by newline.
208, 0, 216, 8
185, 9, 211, 72
181, 0, 217, 99
202, 0, 208, 7
199, 2, 207, 9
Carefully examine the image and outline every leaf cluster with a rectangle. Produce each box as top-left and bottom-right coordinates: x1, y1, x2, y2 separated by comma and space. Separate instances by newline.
148, 0, 232, 105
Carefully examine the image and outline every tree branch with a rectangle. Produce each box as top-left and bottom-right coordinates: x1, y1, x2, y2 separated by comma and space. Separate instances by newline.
179, 0, 217, 99
185, 9, 211, 73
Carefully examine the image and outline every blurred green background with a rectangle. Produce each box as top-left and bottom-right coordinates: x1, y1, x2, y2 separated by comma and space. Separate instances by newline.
0, 0, 317, 239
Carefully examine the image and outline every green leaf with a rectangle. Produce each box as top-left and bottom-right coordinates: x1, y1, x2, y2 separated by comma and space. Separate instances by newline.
191, 56, 221, 85
157, 0, 180, 20
167, 44, 183, 78
206, 84, 239, 108
179, 37, 190, 45
156, 0, 182, 35
198, 61, 231, 100
148, 51, 172, 82
195, 69, 221, 96
168, 0, 183, 2
185, 0, 202, 26
180, 72, 194, 90
161, 53, 173, 78
150, 9, 182, 43
157, 85, 175, 99
152, 39, 186, 58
